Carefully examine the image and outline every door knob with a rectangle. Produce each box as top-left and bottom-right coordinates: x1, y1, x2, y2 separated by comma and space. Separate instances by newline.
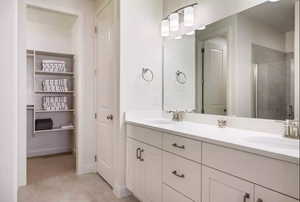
106, 114, 113, 120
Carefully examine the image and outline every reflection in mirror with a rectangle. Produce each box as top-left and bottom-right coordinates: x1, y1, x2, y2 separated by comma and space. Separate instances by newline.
163, 0, 298, 120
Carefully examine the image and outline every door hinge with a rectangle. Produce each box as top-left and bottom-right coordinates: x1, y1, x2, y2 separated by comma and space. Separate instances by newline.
94, 26, 98, 34
94, 155, 97, 162
94, 113, 97, 119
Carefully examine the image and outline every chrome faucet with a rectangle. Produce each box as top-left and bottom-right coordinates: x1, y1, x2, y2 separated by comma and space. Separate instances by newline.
167, 110, 185, 121
217, 119, 227, 128
283, 120, 300, 139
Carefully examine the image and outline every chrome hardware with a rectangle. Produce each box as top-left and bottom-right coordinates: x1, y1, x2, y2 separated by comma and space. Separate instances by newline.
139, 149, 144, 161
167, 110, 185, 121
142, 68, 154, 82
243, 193, 250, 202
106, 114, 113, 120
136, 148, 141, 160
172, 143, 185, 150
283, 120, 299, 139
176, 70, 187, 84
257, 199, 263, 202
172, 170, 185, 178
217, 120, 227, 128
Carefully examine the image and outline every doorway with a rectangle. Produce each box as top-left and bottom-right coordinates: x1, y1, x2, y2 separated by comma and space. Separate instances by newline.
95, 0, 117, 187
24, 5, 78, 185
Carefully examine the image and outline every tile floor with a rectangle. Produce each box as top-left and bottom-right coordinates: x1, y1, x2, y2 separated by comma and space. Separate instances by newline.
18, 154, 138, 202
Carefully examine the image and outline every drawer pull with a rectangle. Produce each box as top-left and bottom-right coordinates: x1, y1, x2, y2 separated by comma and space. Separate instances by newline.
136, 148, 141, 160
172, 143, 185, 149
243, 193, 250, 202
257, 199, 263, 202
172, 170, 185, 178
139, 149, 144, 161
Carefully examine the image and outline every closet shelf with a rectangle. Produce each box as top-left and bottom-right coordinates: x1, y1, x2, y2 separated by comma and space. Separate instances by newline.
35, 91, 74, 94
34, 127, 74, 134
35, 71, 74, 76
35, 109, 75, 113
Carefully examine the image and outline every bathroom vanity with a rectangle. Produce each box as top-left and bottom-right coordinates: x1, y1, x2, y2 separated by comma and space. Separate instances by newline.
125, 0, 300, 201
126, 118, 299, 202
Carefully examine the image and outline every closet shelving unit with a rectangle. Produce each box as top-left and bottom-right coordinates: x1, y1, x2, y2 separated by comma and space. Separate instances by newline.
27, 49, 75, 135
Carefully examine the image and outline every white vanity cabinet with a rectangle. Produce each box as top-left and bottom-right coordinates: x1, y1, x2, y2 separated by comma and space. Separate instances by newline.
202, 166, 254, 202
255, 186, 299, 202
126, 124, 300, 202
126, 127, 163, 202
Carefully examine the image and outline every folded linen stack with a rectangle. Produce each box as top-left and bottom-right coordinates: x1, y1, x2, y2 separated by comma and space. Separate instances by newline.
42, 96, 68, 111
42, 79, 68, 92
42, 60, 66, 72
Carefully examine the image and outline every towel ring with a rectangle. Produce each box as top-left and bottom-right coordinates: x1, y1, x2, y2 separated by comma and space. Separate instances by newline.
142, 68, 154, 82
176, 70, 187, 84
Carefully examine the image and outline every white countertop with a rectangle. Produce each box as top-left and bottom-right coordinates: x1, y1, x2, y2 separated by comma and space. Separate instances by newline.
126, 118, 300, 165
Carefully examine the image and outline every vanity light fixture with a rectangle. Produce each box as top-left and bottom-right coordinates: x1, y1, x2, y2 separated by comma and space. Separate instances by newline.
170, 13, 180, 31
161, 3, 198, 37
161, 19, 170, 37
184, 6, 194, 27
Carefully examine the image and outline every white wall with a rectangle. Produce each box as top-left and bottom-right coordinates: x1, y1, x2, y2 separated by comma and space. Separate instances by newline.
0, 0, 18, 201
119, 0, 163, 197
18, 0, 27, 187
26, 6, 77, 53
120, 0, 163, 111
20, 0, 97, 181
164, 36, 196, 110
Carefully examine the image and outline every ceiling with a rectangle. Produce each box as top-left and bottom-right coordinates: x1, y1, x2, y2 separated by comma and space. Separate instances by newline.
241, 0, 295, 33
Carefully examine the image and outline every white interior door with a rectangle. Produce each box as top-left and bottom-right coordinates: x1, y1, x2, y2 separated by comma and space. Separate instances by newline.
96, 1, 115, 186
203, 41, 227, 115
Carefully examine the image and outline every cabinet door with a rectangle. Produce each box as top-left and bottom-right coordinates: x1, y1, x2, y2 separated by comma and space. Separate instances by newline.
255, 186, 299, 202
163, 184, 193, 202
143, 143, 162, 202
202, 166, 254, 202
126, 138, 144, 201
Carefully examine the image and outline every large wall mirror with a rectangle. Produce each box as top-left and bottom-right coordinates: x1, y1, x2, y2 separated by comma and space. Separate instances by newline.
163, 0, 299, 121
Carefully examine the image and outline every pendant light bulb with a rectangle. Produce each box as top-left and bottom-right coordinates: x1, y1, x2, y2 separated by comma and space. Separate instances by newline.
184, 6, 194, 27
170, 13, 180, 32
161, 19, 170, 37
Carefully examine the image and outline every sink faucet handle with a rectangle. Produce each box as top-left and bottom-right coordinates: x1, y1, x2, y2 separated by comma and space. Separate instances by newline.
217, 119, 227, 128
166, 110, 185, 121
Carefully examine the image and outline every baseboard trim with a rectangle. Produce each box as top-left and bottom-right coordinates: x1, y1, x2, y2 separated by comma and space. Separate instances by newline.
27, 147, 72, 158
113, 184, 131, 199
77, 163, 97, 175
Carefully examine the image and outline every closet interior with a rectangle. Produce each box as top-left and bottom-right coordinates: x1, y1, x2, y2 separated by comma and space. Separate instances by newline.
26, 5, 78, 183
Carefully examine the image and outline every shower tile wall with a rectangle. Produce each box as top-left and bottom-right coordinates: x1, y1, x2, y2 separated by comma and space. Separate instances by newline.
252, 44, 294, 120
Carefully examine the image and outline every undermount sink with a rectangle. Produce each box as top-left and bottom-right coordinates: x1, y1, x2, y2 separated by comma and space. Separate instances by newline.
147, 119, 176, 125
245, 136, 299, 150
